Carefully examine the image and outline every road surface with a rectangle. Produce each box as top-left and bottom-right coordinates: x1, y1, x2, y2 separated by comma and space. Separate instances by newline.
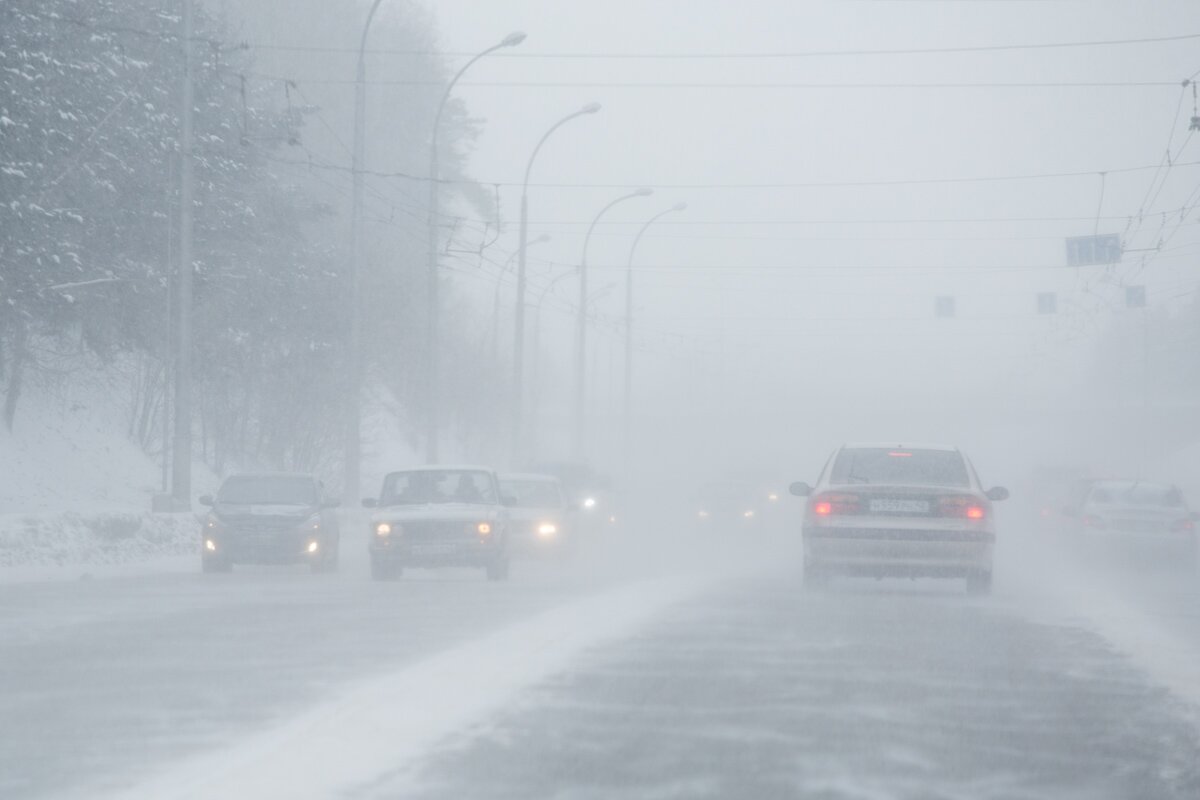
1, 522, 1198, 799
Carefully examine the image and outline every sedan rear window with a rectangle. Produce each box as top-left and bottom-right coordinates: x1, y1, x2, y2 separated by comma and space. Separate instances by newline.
830, 448, 969, 488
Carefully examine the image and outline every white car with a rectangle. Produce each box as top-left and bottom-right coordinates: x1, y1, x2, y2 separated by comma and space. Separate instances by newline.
1063, 480, 1198, 569
499, 473, 574, 556
790, 443, 1008, 594
363, 466, 511, 581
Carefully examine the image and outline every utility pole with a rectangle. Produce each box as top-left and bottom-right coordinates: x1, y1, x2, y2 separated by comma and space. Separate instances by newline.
171, 0, 195, 510
346, 0, 386, 502
425, 32, 525, 464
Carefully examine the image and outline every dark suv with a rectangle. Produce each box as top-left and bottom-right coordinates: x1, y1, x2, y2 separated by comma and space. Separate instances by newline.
199, 473, 340, 573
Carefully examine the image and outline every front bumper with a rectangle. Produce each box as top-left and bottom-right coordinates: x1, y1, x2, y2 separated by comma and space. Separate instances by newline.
369, 537, 504, 567
804, 526, 994, 577
202, 531, 326, 565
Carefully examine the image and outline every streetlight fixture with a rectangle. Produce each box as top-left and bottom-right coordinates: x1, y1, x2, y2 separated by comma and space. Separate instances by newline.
624, 202, 686, 470
344, 0, 389, 502
425, 31, 525, 463
511, 102, 601, 464
575, 187, 653, 459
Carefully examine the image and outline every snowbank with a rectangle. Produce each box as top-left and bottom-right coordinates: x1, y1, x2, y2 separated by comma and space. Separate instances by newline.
0, 510, 197, 570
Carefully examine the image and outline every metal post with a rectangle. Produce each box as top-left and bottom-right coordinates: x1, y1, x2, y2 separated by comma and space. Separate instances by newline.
623, 203, 686, 471
574, 189, 652, 460
171, 0, 195, 510
512, 104, 600, 465
425, 32, 525, 465
346, 0, 386, 502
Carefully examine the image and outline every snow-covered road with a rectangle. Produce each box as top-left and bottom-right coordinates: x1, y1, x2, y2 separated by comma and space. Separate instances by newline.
2, 525, 1198, 799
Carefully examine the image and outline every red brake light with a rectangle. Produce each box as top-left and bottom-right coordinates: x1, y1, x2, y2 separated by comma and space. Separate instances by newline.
938, 495, 987, 519
1171, 517, 1195, 532
810, 493, 861, 517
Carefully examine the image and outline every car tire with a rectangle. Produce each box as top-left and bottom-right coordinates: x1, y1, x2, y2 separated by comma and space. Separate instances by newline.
486, 557, 510, 582
370, 558, 400, 581
966, 570, 993, 596
202, 557, 231, 574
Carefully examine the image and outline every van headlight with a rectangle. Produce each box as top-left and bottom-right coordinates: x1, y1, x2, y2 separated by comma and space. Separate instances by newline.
375, 522, 393, 537
537, 522, 558, 538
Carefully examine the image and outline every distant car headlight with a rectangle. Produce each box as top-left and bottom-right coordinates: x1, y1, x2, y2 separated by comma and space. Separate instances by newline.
300, 513, 321, 532
306, 541, 319, 554
582, 497, 597, 510
698, 510, 710, 519
537, 522, 557, 538
205, 514, 221, 531
477, 522, 492, 536
768, 493, 779, 502
743, 509, 755, 519
375, 522, 393, 537
204, 538, 217, 552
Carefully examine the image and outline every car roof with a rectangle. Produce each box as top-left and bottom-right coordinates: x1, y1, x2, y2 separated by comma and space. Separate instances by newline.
841, 442, 960, 453
499, 473, 562, 483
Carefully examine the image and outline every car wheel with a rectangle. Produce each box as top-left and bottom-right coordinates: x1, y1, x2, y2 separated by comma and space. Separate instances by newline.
370, 558, 400, 581
486, 558, 510, 582
966, 570, 993, 596
202, 557, 231, 574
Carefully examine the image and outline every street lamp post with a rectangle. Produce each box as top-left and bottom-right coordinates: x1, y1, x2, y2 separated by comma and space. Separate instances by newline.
624, 202, 687, 470
493, 235, 549, 362
345, 0, 388, 502
575, 188, 652, 460
527, 267, 575, 461
425, 31, 525, 463
511, 103, 601, 464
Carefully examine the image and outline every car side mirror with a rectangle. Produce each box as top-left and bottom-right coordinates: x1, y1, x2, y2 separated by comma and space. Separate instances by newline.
361, 497, 377, 509
788, 482, 812, 497
321, 498, 341, 509
198, 495, 214, 507
985, 487, 1010, 502
501, 496, 518, 508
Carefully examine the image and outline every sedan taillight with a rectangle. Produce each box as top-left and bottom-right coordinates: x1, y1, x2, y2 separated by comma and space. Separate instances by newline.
810, 493, 861, 517
1170, 517, 1195, 533
937, 495, 987, 520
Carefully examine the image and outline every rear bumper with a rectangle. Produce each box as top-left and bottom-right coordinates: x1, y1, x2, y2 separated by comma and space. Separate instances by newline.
804, 526, 994, 577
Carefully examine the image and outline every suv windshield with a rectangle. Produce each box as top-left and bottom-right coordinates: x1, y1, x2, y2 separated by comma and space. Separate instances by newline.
380, 470, 496, 506
217, 476, 317, 506
500, 479, 563, 509
830, 448, 970, 488
1088, 482, 1183, 508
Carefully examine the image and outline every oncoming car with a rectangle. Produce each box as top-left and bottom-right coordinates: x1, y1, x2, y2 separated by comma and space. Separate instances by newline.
199, 473, 340, 574
790, 443, 1008, 594
499, 473, 573, 555
695, 481, 762, 530
364, 466, 511, 581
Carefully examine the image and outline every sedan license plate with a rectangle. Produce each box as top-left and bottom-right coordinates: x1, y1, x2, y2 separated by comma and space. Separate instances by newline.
869, 498, 930, 514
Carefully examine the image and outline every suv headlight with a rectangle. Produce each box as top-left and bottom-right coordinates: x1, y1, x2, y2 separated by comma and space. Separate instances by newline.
375, 522, 395, 537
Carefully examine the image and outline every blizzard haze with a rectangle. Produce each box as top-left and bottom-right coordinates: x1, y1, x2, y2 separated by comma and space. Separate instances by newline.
3, 2, 1200, 799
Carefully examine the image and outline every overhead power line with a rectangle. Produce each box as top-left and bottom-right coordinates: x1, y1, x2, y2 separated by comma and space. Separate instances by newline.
242, 31, 1200, 59
259, 153, 1200, 190
244, 75, 1179, 91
